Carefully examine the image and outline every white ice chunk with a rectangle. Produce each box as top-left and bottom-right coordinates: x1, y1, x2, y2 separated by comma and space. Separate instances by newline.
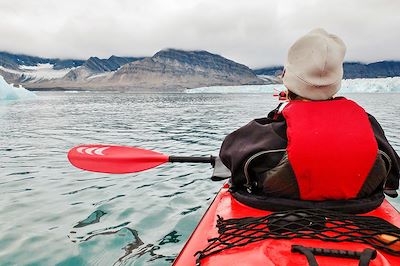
0, 75, 37, 101
341, 77, 400, 93
186, 77, 400, 94
186, 84, 279, 94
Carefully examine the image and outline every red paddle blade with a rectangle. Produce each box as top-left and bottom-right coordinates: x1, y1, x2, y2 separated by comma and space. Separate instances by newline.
68, 145, 169, 174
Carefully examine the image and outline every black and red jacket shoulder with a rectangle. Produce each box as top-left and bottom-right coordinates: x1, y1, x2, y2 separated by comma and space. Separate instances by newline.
219, 98, 400, 203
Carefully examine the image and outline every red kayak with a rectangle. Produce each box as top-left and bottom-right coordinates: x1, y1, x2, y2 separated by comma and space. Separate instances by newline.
173, 184, 400, 266
67, 144, 400, 266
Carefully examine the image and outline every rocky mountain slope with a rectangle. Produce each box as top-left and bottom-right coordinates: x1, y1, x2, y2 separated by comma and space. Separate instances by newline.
254, 61, 400, 79
0, 49, 265, 90
5, 49, 398, 91
342, 61, 400, 79
108, 49, 264, 89
62, 56, 143, 81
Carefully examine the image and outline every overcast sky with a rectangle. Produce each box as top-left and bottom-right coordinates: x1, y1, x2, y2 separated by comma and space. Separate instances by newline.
0, 0, 399, 68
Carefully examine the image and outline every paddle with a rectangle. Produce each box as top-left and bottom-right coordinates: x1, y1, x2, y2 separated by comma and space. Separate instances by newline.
68, 144, 216, 174
68, 145, 400, 253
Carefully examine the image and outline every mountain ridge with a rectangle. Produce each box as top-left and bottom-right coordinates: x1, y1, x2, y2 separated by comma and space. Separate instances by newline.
0, 49, 265, 90
2, 50, 400, 91
254, 61, 400, 79
0, 51, 85, 70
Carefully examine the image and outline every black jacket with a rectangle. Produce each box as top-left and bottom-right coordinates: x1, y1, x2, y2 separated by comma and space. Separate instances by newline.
219, 103, 400, 199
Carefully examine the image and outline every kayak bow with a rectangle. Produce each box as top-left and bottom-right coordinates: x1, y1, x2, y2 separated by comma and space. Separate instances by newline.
173, 184, 400, 266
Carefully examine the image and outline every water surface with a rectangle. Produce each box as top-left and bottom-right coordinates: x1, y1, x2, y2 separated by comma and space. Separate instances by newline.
1, 92, 399, 265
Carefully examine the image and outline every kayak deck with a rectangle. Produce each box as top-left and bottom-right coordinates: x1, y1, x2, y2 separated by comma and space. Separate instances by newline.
173, 184, 400, 265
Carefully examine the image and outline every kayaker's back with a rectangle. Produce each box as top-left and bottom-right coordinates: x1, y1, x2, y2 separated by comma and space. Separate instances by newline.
175, 29, 400, 265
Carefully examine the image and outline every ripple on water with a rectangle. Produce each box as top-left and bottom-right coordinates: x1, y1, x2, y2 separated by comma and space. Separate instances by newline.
0, 92, 399, 266
73, 210, 107, 228
62, 184, 116, 195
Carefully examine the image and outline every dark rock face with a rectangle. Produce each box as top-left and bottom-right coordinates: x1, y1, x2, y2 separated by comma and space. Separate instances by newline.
83, 57, 113, 72
59, 55, 145, 82
0, 51, 84, 70
107, 55, 144, 70
253, 66, 283, 76
0, 51, 141, 72
343, 61, 400, 78
82, 56, 143, 72
52, 59, 84, 70
0, 52, 20, 69
253, 61, 400, 79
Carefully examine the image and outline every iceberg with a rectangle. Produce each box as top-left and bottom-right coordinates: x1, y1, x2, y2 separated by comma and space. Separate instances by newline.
0, 75, 37, 101
186, 84, 278, 94
341, 77, 400, 93
186, 77, 400, 94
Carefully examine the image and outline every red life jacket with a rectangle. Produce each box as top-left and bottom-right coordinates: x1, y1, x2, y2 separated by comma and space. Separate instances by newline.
282, 98, 378, 201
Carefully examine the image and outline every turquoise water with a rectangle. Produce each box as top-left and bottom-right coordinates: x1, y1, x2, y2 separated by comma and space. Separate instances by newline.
1, 92, 399, 265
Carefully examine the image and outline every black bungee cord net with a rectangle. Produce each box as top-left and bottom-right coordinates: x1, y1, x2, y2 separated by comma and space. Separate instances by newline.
195, 209, 400, 264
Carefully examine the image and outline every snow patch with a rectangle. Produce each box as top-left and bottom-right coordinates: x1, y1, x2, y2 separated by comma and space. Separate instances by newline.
0, 64, 73, 81
19, 63, 54, 70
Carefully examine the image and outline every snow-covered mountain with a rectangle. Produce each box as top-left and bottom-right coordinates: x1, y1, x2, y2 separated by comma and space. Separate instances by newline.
0, 50, 265, 90
0, 51, 143, 87
1, 50, 400, 92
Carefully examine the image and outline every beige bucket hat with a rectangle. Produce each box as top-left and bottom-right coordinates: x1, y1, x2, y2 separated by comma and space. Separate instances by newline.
282, 28, 346, 100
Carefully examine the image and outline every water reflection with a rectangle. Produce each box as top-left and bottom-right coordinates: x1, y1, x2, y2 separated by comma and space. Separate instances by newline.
71, 226, 145, 265
73, 210, 107, 228
159, 231, 181, 245
127, 243, 175, 264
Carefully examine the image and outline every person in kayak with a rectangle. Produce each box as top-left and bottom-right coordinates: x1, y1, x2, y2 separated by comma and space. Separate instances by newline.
219, 28, 400, 212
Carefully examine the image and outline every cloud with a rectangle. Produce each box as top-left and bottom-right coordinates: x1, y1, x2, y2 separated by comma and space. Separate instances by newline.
0, 0, 399, 68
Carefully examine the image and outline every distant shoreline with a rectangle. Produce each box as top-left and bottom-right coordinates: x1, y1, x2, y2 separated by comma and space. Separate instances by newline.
25, 76, 400, 93
27, 87, 86, 92
26, 86, 186, 93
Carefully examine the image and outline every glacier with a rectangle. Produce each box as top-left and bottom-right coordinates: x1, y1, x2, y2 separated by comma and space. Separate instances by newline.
0, 63, 72, 82
0, 75, 37, 101
186, 77, 400, 94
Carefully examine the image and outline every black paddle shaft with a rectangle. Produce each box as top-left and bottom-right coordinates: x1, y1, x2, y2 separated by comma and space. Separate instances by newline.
169, 155, 216, 165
